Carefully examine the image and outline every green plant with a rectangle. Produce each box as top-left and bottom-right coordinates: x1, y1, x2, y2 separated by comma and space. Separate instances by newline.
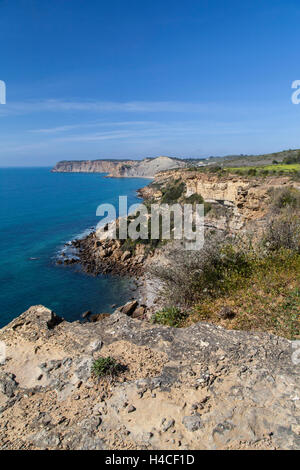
91, 357, 121, 378
161, 180, 186, 203
183, 193, 211, 214
263, 210, 300, 252
151, 306, 186, 327
271, 187, 300, 210
184, 193, 204, 204
149, 235, 254, 308
283, 150, 300, 164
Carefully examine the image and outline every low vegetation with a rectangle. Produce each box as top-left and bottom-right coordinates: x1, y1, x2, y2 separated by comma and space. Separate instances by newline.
150, 188, 300, 339
119, 179, 211, 253
223, 163, 300, 177
151, 306, 186, 327
282, 150, 300, 164
269, 186, 300, 210
160, 179, 186, 203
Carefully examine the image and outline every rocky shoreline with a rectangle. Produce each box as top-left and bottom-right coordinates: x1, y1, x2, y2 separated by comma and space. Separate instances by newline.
71, 232, 147, 277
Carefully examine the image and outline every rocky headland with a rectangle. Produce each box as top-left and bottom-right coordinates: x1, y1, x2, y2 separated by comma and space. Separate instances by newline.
52, 156, 185, 178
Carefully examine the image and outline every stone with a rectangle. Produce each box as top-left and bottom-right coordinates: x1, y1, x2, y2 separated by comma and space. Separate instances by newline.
131, 306, 145, 319
89, 313, 110, 323
127, 405, 136, 413
119, 300, 138, 316
81, 310, 91, 319
86, 339, 103, 353
99, 248, 107, 258
162, 419, 175, 432
0, 372, 18, 398
121, 250, 131, 262
31, 430, 60, 449
182, 414, 202, 432
218, 306, 236, 319
1, 305, 300, 450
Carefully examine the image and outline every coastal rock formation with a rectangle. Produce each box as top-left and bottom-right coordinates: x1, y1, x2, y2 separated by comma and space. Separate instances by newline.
140, 171, 296, 232
70, 232, 148, 276
52, 156, 185, 178
0, 305, 299, 450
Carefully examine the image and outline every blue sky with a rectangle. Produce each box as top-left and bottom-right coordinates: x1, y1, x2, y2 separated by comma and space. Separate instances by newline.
1, 0, 300, 166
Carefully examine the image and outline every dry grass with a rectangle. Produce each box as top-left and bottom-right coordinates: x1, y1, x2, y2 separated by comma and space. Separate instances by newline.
183, 250, 300, 340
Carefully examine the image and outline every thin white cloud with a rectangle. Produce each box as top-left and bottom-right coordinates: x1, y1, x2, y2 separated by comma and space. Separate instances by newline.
2, 120, 266, 155
28, 120, 156, 134
0, 99, 220, 117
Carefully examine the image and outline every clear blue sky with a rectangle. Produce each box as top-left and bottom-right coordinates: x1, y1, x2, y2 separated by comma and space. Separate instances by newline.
1, 0, 300, 166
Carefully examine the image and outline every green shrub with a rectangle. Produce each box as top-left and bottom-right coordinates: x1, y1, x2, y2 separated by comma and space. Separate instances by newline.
183, 193, 211, 214
151, 306, 186, 327
149, 235, 254, 308
161, 180, 186, 203
271, 187, 300, 210
208, 165, 223, 173
91, 357, 121, 378
184, 193, 204, 204
263, 210, 300, 253
283, 151, 300, 164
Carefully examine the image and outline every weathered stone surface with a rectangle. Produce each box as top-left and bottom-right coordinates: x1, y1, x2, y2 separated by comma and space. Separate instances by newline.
0, 372, 18, 397
131, 306, 145, 319
89, 313, 110, 323
182, 414, 202, 432
121, 251, 131, 262
119, 300, 138, 316
0, 305, 299, 450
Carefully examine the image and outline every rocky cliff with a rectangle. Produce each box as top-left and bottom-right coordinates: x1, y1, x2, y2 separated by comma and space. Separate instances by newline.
140, 170, 296, 232
0, 306, 299, 450
52, 156, 185, 178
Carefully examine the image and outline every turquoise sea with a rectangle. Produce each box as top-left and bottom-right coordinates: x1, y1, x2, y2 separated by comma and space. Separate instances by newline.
0, 167, 150, 327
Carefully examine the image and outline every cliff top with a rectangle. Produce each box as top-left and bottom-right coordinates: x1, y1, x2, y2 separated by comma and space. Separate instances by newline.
0, 305, 299, 450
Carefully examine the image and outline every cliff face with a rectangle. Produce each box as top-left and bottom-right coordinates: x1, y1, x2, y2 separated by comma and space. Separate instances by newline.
0, 306, 299, 450
141, 170, 295, 232
52, 156, 185, 178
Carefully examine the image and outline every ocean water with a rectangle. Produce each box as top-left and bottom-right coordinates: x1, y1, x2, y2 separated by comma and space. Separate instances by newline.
0, 167, 150, 327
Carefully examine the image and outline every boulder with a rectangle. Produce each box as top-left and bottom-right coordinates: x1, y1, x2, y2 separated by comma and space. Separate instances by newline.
119, 300, 138, 316
131, 306, 145, 319
81, 310, 91, 319
182, 414, 202, 432
99, 248, 108, 258
121, 250, 131, 262
89, 313, 110, 323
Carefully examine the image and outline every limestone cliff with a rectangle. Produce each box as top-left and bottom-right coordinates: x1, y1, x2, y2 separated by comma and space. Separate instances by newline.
0, 306, 299, 450
52, 156, 185, 178
140, 170, 296, 232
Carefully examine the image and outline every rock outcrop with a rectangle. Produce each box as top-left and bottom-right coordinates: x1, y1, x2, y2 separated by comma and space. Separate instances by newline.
0, 305, 299, 450
140, 170, 297, 233
68, 232, 148, 276
52, 156, 185, 178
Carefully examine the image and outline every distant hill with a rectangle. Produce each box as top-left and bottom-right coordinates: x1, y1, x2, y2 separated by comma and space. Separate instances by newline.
52, 149, 300, 177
